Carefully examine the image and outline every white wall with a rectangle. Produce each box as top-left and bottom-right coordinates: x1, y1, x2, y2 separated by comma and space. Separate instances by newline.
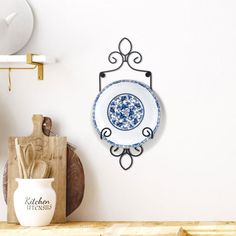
1, 0, 236, 221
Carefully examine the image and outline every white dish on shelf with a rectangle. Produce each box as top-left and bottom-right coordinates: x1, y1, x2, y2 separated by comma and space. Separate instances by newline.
0, 0, 34, 54
93, 80, 161, 148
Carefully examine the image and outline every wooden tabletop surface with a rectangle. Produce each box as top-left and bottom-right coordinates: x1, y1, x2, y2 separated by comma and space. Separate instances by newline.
1, 221, 236, 235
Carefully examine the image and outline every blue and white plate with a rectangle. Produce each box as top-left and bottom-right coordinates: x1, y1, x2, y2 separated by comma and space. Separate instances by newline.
93, 80, 161, 148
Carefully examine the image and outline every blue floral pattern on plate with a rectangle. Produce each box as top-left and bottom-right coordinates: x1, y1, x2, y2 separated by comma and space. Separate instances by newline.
107, 93, 145, 131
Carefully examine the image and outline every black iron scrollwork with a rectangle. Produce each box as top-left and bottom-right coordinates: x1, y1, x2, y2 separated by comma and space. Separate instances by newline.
99, 37, 152, 91
142, 127, 154, 139
98, 38, 155, 170
100, 128, 143, 170
100, 127, 112, 139
110, 146, 144, 170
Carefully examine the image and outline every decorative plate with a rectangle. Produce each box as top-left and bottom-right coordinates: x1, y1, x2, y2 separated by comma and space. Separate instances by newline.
93, 80, 161, 148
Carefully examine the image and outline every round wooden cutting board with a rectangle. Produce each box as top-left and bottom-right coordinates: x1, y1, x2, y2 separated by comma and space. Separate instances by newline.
2, 117, 85, 217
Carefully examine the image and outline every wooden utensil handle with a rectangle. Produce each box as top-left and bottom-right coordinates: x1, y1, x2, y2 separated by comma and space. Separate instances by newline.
32, 114, 44, 136
15, 139, 28, 179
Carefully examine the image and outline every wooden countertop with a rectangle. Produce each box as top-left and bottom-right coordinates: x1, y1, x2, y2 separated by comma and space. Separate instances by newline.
1, 221, 236, 235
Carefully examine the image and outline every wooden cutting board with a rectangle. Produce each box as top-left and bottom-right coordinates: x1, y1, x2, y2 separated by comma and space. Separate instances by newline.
3, 116, 85, 217
7, 114, 67, 223
66, 144, 85, 216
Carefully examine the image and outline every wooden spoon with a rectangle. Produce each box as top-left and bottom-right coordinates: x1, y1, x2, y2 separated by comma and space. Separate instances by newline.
29, 160, 50, 179
23, 143, 35, 177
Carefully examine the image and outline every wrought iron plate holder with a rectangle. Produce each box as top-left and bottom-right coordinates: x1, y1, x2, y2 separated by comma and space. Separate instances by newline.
99, 38, 155, 170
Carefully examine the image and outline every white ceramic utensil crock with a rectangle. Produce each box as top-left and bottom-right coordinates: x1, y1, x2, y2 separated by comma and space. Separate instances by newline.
14, 178, 56, 226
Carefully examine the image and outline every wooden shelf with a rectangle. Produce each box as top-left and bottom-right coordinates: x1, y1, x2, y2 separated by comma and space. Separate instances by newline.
0, 221, 236, 236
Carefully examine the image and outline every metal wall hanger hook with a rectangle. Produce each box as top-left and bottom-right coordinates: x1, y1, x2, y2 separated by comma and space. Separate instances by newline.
8, 68, 12, 92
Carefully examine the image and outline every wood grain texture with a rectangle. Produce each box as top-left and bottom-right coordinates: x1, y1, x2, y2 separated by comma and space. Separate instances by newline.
2, 161, 7, 203
7, 115, 67, 223
178, 227, 189, 236
66, 144, 85, 216
1, 221, 236, 236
